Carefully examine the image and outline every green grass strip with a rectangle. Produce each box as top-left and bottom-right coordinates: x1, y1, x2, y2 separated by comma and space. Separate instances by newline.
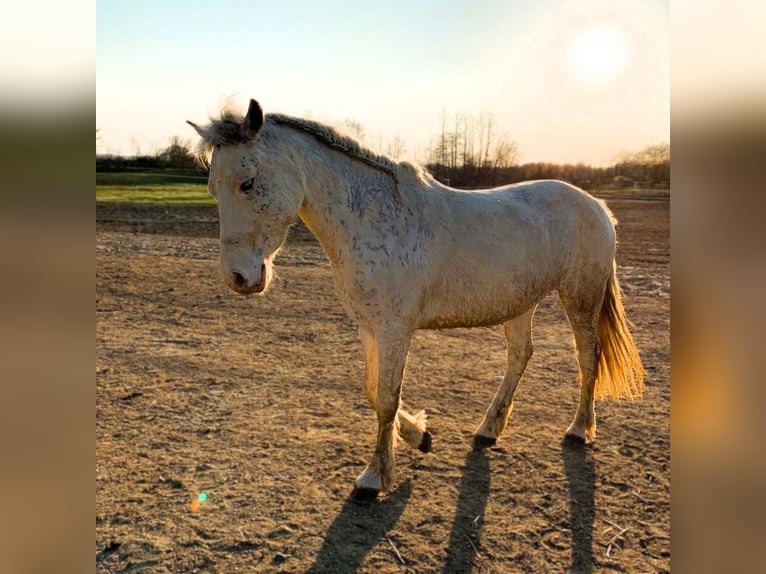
96, 185, 214, 205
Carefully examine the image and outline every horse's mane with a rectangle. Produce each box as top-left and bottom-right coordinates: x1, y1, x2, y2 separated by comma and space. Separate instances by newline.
270, 114, 406, 183
194, 106, 433, 185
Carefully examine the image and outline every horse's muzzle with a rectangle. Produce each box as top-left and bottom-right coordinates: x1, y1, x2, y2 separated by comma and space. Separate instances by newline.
228, 263, 267, 295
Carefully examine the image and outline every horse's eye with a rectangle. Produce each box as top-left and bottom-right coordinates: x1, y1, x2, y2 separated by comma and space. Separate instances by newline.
240, 177, 255, 193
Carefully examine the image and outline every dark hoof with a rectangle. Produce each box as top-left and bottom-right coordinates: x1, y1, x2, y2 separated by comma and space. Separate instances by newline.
418, 430, 433, 453
472, 434, 497, 449
350, 486, 380, 503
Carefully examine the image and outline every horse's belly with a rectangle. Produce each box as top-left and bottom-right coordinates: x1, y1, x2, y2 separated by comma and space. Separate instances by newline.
418, 308, 535, 329
415, 276, 554, 330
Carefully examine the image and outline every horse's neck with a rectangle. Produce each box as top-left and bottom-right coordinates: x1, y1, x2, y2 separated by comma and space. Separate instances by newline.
291, 138, 397, 262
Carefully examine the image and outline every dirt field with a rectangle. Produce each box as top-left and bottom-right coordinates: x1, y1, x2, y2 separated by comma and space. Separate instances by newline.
96, 195, 669, 573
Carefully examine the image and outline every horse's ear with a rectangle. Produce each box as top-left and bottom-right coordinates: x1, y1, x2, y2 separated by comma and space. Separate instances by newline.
242, 99, 264, 138
186, 120, 205, 137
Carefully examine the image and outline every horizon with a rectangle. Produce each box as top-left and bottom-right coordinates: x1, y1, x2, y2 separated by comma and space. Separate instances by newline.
96, 0, 669, 167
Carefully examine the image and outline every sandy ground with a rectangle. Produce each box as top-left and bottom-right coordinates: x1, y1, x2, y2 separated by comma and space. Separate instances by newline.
96, 195, 669, 573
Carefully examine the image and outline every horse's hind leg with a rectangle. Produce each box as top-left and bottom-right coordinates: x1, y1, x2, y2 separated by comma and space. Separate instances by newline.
474, 306, 535, 448
360, 328, 431, 454
560, 291, 603, 443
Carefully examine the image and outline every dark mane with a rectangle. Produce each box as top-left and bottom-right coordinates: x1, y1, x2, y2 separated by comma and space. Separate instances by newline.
193, 107, 432, 185
268, 114, 400, 184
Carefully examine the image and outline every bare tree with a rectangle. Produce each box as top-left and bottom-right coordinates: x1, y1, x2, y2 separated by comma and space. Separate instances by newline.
451, 112, 461, 173
614, 142, 670, 183
425, 106, 521, 186
462, 113, 471, 167
129, 136, 142, 157
343, 119, 365, 141
617, 142, 670, 165
386, 135, 405, 159
492, 138, 519, 169
440, 106, 447, 168
157, 135, 196, 169
483, 113, 494, 169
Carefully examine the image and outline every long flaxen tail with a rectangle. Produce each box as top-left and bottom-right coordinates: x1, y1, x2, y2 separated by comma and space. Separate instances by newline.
595, 261, 645, 400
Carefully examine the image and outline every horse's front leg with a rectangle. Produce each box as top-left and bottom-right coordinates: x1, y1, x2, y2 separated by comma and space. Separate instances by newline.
353, 324, 411, 499
360, 327, 431, 454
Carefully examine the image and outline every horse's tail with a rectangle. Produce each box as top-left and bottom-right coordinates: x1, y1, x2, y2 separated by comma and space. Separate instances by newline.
595, 262, 645, 400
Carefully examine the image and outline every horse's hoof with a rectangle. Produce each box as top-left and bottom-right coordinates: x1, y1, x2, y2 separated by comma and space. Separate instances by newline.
350, 486, 380, 503
418, 430, 432, 453
472, 434, 497, 449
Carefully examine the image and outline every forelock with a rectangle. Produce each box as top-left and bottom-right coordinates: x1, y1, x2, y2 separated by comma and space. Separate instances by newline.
192, 106, 254, 169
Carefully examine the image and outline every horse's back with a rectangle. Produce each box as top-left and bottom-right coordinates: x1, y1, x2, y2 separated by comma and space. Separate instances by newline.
410, 180, 616, 329
489, 179, 615, 274
442, 179, 615, 267
474, 179, 613, 229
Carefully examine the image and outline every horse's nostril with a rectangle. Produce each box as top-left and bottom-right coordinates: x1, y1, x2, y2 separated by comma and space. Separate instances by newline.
232, 271, 247, 289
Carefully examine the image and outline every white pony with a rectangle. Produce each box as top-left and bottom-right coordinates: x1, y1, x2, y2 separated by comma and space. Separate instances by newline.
188, 99, 644, 500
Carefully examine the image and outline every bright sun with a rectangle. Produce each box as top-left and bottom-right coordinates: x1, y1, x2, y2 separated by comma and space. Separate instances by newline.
566, 24, 629, 87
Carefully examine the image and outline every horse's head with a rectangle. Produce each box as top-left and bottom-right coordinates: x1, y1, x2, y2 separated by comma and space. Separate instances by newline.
188, 100, 303, 295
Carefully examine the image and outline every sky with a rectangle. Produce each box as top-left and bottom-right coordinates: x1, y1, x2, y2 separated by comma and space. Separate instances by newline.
96, 0, 669, 166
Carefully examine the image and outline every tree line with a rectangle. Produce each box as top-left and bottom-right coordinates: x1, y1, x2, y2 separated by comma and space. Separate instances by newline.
97, 119, 669, 189
421, 110, 668, 188
345, 111, 668, 188
427, 149, 670, 189
97, 135, 199, 171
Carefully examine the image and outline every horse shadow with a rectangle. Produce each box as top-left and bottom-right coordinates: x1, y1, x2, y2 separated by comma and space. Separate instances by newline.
443, 447, 491, 573
308, 441, 593, 572
306, 481, 412, 573
443, 439, 595, 573
561, 437, 596, 573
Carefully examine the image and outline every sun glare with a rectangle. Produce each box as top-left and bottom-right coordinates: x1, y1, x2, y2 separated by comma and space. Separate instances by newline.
566, 24, 629, 88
